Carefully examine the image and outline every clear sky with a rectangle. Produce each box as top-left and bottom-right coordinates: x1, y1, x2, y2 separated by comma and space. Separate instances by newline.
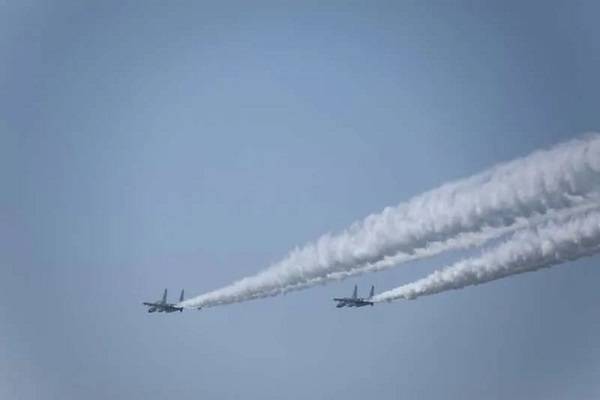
2, 1, 600, 399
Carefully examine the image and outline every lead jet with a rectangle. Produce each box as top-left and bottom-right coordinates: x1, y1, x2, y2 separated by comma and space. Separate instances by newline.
333, 285, 375, 308
143, 289, 185, 313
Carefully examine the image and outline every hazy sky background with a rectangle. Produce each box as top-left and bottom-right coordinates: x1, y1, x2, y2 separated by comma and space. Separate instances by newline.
2, 1, 600, 399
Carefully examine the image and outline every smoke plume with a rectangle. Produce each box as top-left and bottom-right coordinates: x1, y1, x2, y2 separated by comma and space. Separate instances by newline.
372, 208, 600, 302
181, 134, 600, 309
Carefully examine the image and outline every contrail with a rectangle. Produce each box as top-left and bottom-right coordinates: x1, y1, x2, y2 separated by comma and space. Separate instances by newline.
181, 134, 600, 309
372, 208, 600, 302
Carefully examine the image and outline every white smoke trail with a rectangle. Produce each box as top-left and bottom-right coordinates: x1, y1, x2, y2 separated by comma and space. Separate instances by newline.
372, 208, 600, 302
182, 134, 600, 309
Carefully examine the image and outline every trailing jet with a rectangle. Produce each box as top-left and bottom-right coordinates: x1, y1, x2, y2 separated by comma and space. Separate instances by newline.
143, 289, 185, 313
333, 285, 374, 308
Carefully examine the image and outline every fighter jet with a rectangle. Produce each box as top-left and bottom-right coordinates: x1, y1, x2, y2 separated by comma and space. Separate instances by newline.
333, 285, 374, 308
143, 289, 185, 313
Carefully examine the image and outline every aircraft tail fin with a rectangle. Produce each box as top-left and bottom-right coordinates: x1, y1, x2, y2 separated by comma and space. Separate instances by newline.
179, 289, 184, 302
162, 289, 167, 304
369, 285, 374, 299
352, 285, 358, 299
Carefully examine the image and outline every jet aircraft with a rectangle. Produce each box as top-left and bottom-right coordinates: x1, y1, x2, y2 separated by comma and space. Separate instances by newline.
143, 289, 185, 313
333, 285, 374, 308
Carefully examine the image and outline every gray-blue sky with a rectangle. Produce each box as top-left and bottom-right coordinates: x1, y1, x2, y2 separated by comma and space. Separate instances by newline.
2, 1, 600, 399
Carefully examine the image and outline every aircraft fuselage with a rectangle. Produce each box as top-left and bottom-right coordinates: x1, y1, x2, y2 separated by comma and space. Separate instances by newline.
334, 299, 374, 308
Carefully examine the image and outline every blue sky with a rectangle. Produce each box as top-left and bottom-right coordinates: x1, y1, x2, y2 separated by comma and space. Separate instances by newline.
2, 1, 600, 399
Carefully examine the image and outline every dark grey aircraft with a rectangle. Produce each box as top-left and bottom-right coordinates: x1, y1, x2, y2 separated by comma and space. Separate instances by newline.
333, 285, 375, 308
143, 289, 184, 313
